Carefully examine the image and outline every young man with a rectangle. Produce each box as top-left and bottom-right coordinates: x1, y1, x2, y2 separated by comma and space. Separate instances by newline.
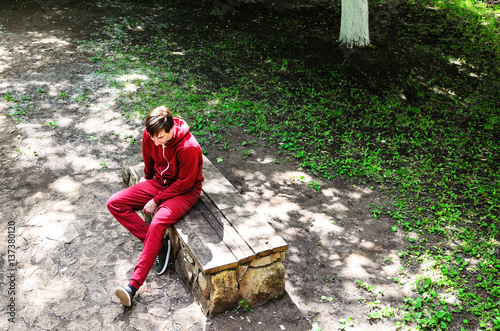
107, 105, 203, 307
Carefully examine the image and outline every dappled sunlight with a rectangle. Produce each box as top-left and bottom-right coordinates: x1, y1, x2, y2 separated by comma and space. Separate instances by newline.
220, 140, 409, 326
254, 156, 277, 164
321, 187, 342, 198
327, 200, 349, 212
117, 73, 149, 93
0, 15, 152, 326
7, 0, 497, 328
49, 175, 82, 194
23, 200, 79, 243
32, 36, 70, 47
347, 186, 372, 200
271, 169, 314, 184
13, 166, 142, 324
407, 255, 461, 306
0, 45, 12, 76
117, 73, 149, 82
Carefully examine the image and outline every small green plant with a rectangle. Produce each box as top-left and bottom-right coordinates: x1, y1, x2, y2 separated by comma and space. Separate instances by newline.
75, 91, 88, 103
311, 323, 322, 331
238, 300, 254, 312
338, 317, 355, 330
291, 175, 306, 183
354, 279, 382, 296
310, 180, 321, 192
100, 162, 110, 170
48, 121, 58, 129
3, 91, 12, 102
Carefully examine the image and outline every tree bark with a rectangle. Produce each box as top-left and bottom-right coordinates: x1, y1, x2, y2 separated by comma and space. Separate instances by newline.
339, 0, 370, 49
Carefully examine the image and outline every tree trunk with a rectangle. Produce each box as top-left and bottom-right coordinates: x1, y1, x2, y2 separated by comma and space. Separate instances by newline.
339, 0, 370, 49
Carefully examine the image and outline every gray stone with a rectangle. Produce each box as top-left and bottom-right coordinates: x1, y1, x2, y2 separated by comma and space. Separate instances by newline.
148, 303, 171, 319
122, 239, 136, 252
103, 229, 118, 239
129, 314, 161, 331
34, 314, 63, 330
197, 271, 211, 299
68, 283, 88, 300
99, 304, 123, 324
45, 222, 80, 243
175, 249, 194, 284
79, 255, 98, 272
44, 257, 59, 278
66, 319, 102, 330
52, 300, 86, 318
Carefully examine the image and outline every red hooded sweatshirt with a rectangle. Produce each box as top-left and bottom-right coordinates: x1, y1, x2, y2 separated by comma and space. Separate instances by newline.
142, 118, 204, 205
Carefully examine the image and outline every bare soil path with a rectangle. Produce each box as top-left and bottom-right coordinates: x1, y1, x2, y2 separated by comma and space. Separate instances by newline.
1, 1, 410, 330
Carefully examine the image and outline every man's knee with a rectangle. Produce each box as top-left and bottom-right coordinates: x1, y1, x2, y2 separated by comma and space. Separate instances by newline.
107, 193, 119, 211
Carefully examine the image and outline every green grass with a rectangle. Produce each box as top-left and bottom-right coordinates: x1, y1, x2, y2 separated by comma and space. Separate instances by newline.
77, 0, 500, 329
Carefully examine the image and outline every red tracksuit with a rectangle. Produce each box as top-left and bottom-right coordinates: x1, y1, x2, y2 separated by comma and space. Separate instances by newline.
107, 119, 203, 289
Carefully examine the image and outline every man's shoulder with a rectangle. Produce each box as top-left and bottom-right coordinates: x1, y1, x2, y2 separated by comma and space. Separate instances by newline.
176, 134, 202, 156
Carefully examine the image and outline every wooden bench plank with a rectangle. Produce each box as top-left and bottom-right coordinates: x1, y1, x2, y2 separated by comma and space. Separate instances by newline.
200, 165, 235, 210
175, 205, 239, 274
241, 212, 289, 253
202, 156, 288, 255
198, 193, 255, 264
219, 207, 272, 256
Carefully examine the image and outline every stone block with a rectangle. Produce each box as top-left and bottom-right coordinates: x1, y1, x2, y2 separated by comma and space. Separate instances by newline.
196, 271, 211, 299
249, 251, 284, 268
236, 263, 249, 282
208, 269, 241, 315
239, 260, 286, 308
121, 157, 143, 185
175, 248, 194, 285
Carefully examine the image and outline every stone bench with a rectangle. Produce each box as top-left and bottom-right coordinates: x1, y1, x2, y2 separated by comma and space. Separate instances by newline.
122, 155, 288, 316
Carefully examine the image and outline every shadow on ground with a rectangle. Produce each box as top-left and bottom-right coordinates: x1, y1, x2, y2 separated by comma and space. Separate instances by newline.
1, 1, 410, 330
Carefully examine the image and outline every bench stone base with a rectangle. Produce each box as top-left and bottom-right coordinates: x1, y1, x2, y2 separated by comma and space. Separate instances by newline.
169, 228, 286, 316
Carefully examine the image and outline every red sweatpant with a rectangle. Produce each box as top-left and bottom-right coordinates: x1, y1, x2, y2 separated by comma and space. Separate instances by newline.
107, 179, 200, 289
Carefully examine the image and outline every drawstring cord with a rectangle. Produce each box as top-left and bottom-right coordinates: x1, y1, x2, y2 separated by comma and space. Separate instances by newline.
160, 144, 170, 185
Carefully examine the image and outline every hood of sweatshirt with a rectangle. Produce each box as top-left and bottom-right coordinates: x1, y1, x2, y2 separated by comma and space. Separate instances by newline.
165, 118, 190, 147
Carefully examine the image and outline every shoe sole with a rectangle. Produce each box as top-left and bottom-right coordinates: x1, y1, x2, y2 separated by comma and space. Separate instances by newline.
115, 287, 132, 307
156, 239, 171, 275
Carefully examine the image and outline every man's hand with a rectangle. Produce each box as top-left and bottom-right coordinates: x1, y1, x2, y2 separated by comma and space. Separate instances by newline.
143, 199, 158, 215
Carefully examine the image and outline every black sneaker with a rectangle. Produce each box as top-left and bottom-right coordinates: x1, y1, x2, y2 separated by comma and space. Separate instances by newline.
156, 236, 171, 275
115, 285, 136, 307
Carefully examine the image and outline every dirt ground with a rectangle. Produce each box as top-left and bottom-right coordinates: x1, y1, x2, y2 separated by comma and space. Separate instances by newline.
1, 1, 412, 330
